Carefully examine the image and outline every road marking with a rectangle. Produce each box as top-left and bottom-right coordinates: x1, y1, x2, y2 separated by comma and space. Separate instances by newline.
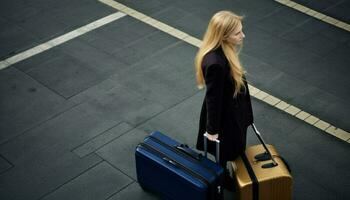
0, 12, 126, 70
295, 111, 311, 121
98, 0, 350, 143
275, 0, 350, 32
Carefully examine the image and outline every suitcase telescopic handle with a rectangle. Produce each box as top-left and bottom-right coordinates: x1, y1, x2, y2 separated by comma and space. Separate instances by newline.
251, 124, 278, 167
203, 133, 220, 163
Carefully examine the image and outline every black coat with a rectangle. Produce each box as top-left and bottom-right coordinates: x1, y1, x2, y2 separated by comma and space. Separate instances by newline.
196, 47, 254, 165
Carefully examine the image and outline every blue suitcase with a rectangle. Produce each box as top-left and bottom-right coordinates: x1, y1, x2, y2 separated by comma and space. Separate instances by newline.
135, 131, 224, 200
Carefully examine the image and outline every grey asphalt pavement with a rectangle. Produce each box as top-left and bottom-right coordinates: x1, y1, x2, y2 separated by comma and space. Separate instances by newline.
0, 0, 349, 199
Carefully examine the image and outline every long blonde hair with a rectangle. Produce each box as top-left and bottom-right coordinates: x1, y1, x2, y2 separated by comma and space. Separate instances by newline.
195, 11, 245, 97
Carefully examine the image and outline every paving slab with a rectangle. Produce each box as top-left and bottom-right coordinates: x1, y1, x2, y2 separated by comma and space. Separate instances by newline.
41, 161, 133, 200
319, 24, 350, 44
148, 0, 282, 38
242, 54, 350, 131
0, 98, 126, 199
67, 77, 122, 105
284, 126, 350, 199
241, 28, 349, 131
151, 41, 197, 71
132, 30, 179, 55
241, 53, 284, 88
294, 0, 349, 23
150, 6, 189, 24
28, 0, 116, 32
24, 0, 86, 11
79, 16, 158, 55
300, 34, 340, 56
110, 43, 198, 108
0, 153, 101, 200
0, 0, 40, 23
0, 0, 116, 60
25, 52, 104, 98
110, 60, 189, 107
295, 0, 340, 10
255, 7, 309, 36
280, 16, 349, 44
58, 39, 128, 78
73, 122, 133, 158
39, 54, 168, 126
107, 181, 161, 200
293, 173, 334, 200
107, 180, 237, 200
139, 91, 203, 146
245, 27, 322, 74
167, 12, 208, 40
292, 87, 349, 131
232, 0, 282, 21
280, 27, 315, 42
0, 19, 39, 59
0, 155, 12, 174
0, 67, 75, 144
176, 0, 281, 24
324, 0, 350, 23
0, 101, 122, 165
85, 82, 166, 125
247, 102, 301, 146
172, 0, 220, 14
96, 128, 148, 180
14, 9, 73, 41
50, 0, 115, 30
112, 30, 179, 66
117, 0, 167, 16
299, 45, 350, 100
13, 48, 61, 72
296, 17, 334, 35
15, 38, 128, 85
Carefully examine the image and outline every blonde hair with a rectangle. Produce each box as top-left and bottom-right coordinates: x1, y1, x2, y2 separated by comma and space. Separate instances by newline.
195, 10, 246, 97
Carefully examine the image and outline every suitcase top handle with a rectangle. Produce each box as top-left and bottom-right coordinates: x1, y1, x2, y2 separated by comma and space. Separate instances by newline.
251, 123, 278, 168
175, 144, 203, 160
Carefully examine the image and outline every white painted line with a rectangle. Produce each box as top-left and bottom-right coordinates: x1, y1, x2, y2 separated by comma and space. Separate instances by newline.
248, 85, 260, 96
305, 115, 319, 125
333, 128, 350, 141
276, 101, 290, 111
0, 61, 10, 70
0, 12, 126, 70
285, 105, 301, 116
255, 91, 269, 100
274, 0, 350, 32
99, 0, 350, 143
46, 12, 126, 47
314, 120, 331, 131
262, 95, 280, 106
296, 111, 311, 120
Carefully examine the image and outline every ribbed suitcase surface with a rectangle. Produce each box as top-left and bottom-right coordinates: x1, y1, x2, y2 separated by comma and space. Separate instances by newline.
232, 144, 293, 200
135, 131, 224, 200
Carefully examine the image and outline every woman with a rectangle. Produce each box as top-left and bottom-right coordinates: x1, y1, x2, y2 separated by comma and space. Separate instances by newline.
195, 11, 254, 190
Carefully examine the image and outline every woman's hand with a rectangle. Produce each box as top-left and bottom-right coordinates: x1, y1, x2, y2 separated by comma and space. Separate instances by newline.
205, 132, 219, 141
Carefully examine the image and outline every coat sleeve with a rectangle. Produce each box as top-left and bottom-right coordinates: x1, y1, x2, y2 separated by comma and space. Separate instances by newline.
204, 64, 225, 135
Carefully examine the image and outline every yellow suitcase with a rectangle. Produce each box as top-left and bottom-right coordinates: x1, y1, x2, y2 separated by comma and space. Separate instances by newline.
230, 124, 293, 200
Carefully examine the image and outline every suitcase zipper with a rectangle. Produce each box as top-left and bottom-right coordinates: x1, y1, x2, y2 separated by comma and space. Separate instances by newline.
138, 143, 210, 187
147, 135, 217, 177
